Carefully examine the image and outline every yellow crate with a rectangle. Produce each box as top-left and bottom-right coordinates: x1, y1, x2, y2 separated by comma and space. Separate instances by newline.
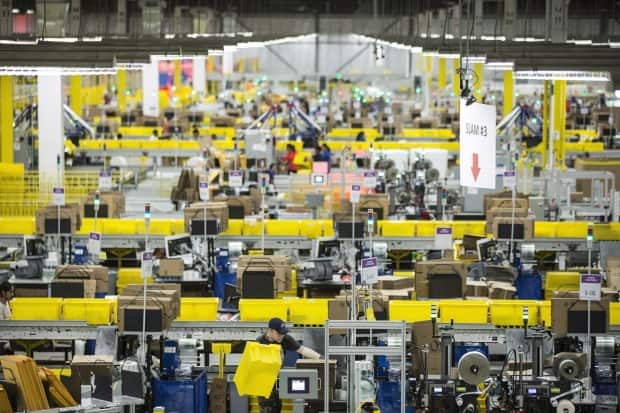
170, 219, 185, 234
141, 140, 160, 150
242, 219, 263, 236
489, 300, 539, 326
266, 220, 300, 236
555, 221, 588, 238
234, 342, 282, 397
179, 141, 200, 150
177, 298, 219, 321
593, 223, 620, 241
221, 219, 243, 235
610, 303, 620, 325
10, 298, 63, 321
535, 222, 558, 238
439, 300, 488, 324
322, 220, 335, 237
62, 299, 113, 325
136, 219, 172, 235
159, 140, 180, 150
286, 299, 328, 325
539, 301, 552, 327
120, 140, 143, 150
389, 300, 438, 323
0, 217, 35, 234
102, 218, 137, 235
379, 221, 415, 237
415, 221, 438, 237
79, 140, 103, 150
299, 220, 324, 238
544, 272, 580, 299
117, 268, 153, 292
239, 299, 288, 322
76, 218, 104, 235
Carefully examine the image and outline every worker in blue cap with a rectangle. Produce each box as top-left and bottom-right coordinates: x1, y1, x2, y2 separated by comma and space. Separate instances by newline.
257, 317, 321, 413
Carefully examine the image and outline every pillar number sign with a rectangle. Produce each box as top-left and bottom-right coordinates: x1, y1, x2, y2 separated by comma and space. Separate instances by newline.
199, 181, 209, 201
350, 184, 361, 203
52, 187, 65, 206
361, 257, 378, 285
99, 170, 112, 190
579, 274, 601, 301
229, 171, 243, 188
141, 251, 153, 279
363, 171, 378, 188
434, 227, 453, 250
88, 232, 102, 256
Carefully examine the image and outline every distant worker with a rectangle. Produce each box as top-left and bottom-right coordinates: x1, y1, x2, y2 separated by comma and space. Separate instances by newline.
0, 281, 13, 320
267, 163, 277, 184
321, 143, 332, 166
312, 145, 323, 162
116, 133, 123, 140
257, 318, 321, 413
281, 143, 298, 174
149, 129, 159, 141
356, 131, 366, 142
192, 128, 200, 140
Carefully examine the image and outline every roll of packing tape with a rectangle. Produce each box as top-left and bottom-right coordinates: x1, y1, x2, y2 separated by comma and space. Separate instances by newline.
556, 399, 575, 413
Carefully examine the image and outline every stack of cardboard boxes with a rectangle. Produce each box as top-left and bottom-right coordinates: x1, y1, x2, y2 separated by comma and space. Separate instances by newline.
171, 169, 202, 203
484, 193, 534, 240
237, 255, 292, 298
414, 260, 468, 299
84, 191, 125, 218
53, 265, 109, 297
214, 193, 254, 216
356, 193, 390, 221
35, 203, 82, 235
209, 378, 227, 412
117, 284, 180, 334
465, 279, 516, 300
183, 201, 229, 233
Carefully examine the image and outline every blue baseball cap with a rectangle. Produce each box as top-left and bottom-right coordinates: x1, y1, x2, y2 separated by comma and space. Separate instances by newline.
268, 317, 288, 334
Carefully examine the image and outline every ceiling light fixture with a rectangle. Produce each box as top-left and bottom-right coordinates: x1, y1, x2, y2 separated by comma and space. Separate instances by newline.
514, 70, 610, 81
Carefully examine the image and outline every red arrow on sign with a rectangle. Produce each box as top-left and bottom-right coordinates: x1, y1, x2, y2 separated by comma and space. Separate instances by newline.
471, 153, 481, 181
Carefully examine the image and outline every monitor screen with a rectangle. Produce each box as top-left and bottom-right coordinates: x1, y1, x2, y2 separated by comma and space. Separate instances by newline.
312, 174, 325, 185
288, 377, 310, 394
317, 239, 340, 258
165, 234, 192, 258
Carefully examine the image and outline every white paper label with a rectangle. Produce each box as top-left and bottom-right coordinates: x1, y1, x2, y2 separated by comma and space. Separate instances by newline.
434, 227, 453, 250
88, 232, 102, 256
99, 171, 112, 190
199, 181, 209, 201
350, 184, 361, 203
360, 257, 379, 285
141, 251, 153, 279
363, 171, 377, 188
579, 274, 601, 301
229, 170, 243, 188
503, 171, 516, 189
52, 187, 65, 206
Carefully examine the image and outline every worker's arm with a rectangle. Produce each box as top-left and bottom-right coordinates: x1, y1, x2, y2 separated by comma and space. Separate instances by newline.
297, 346, 321, 360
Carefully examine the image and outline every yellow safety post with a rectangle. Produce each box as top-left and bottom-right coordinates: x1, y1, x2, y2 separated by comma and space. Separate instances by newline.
238, 58, 246, 73
553, 80, 567, 169
70, 75, 82, 117
503, 70, 514, 117
212, 343, 232, 379
425, 55, 433, 88
117, 69, 127, 113
0, 76, 13, 163
252, 57, 259, 73
474, 63, 484, 102
453, 59, 460, 98
174, 60, 182, 93
542, 80, 551, 169
438, 58, 447, 90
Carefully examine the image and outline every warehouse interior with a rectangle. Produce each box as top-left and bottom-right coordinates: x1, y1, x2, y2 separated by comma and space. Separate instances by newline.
1, 0, 620, 412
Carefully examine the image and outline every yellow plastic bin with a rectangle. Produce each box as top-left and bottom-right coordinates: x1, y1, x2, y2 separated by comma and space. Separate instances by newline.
489, 300, 539, 326
389, 300, 438, 323
63, 299, 113, 325
439, 300, 488, 324
539, 301, 552, 327
176, 298, 219, 321
234, 342, 282, 397
379, 221, 416, 237
286, 299, 328, 325
544, 272, 580, 299
239, 299, 288, 322
10, 298, 63, 321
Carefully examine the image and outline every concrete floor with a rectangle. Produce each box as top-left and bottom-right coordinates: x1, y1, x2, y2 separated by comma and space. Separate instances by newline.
122, 167, 183, 219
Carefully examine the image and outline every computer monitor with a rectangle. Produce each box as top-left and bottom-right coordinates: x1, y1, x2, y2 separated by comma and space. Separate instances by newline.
462, 235, 484, 252
278, 369, 318, 400
312, 237, 340, 258
248, 171, 259, 183
229, 205, 245, 219
222, 283, 240, 311
165, 234, 193, 264
476, 238, 496, 261
24, 236, 45, 257
336, 222, 365, 239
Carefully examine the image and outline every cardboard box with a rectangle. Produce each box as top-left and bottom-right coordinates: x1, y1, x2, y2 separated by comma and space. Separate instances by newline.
376, 276, 414, 290
51, 279, 96, 298
492, 215, 535, 240
183, 201, 229, 233
85, 191, 125, 217
487, 281, 516, 299
356, 194, 390, 220
466, 280, 489, 297
606, 256, 620, 290
35, 203, 82, 234
551, 298, 609, 336
118, 305, 174, 334
483, 191, 529, 216
415, 260, 467, 299
159, 259, 184, 277
214, 194, 253, 216
237, 255, 291, 296
411, 321, 442, 376
211, 116, 236, 127
209, 377, 227, 412
55, 265, 94, 279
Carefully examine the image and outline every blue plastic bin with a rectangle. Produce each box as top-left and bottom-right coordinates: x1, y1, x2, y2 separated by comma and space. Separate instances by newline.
515, 272, 542, 300
152, 371, 207, 413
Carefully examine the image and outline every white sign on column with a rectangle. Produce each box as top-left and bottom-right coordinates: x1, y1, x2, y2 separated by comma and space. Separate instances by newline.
459, 100, 496, 189
223, 46, 236, 75
192, 56, 206, 97
142, 57, 159, 117
37, 74, 64, 189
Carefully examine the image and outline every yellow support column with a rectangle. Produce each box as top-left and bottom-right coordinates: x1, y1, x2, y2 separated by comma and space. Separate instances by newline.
542, 80, 551, 169
69, 75, 82, 117
438, 58, 447, 90
425, 56, 433, 87
474, 63, 484, 102
452, 59, 460, 98
0, 76, 13, 163
207, 56, 215, 73
117, 69, 127, 113
503, 70, 514, 117
552, 80, 567, 169
174, 59, 182, 91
